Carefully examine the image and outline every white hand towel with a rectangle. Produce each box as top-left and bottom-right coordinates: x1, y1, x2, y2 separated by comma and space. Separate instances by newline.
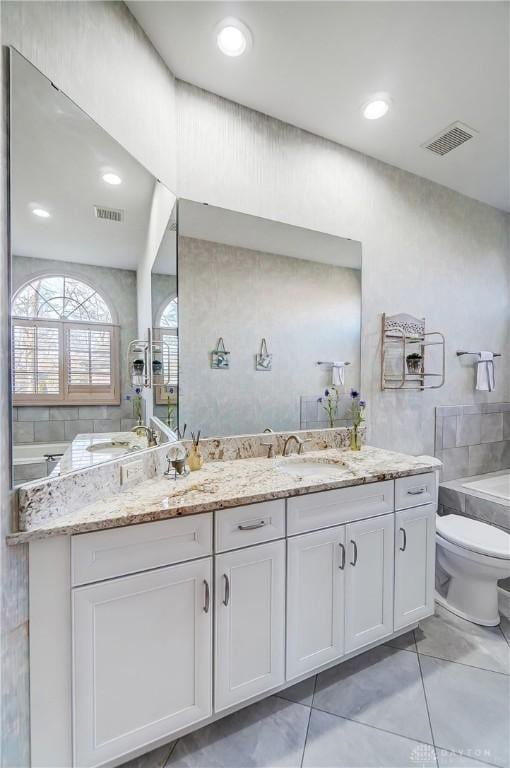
476, 351, 495, 392
331, 362, 346, 388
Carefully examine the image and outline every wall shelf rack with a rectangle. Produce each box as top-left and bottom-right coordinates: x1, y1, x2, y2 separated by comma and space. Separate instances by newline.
381, 313, 445, 391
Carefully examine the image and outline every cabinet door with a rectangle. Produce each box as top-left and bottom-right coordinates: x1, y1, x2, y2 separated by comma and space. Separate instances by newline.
394, 504, 436, 629
287, 526, 345, 680
73, 558, 212, 767
345, 514, 394, 652
215, 540, 285, 711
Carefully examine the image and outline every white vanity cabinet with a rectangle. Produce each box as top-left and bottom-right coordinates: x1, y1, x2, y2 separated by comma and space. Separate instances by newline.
73, 557, 213, 767
286, 526, 346, 679
344, 514, 395, 651
214, 539, 286, 710
28, 472, 437, 768
394, 503, 436, 629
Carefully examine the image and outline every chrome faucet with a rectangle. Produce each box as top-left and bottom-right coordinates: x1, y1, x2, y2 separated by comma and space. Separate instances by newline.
282, 434, 305, 456
131, 425, 158, 447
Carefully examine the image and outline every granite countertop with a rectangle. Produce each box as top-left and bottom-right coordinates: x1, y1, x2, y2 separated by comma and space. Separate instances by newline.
57, 431, 148, 474
8, 446, 440, 544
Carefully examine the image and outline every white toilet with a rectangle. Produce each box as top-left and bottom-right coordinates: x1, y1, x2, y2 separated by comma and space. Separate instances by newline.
435, 514, 510, 626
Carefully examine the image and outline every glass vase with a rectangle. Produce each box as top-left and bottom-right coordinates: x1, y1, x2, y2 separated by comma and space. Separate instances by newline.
350, 425, 362, 451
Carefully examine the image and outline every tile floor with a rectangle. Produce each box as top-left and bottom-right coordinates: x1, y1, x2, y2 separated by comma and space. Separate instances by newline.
122, 605, 510, 768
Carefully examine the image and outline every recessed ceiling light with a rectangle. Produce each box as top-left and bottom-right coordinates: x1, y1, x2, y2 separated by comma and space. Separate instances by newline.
216, 18, 252, 57
102, 172, 122, 185
32, 208, 51, 218
362, 97, 392, 120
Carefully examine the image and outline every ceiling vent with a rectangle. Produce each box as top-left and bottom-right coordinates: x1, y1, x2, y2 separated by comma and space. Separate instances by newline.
94, 205, 124, 223
422, 121, 478, 156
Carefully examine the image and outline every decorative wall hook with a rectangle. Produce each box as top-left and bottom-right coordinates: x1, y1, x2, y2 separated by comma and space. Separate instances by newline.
256, 338, 272, 371
211, 337, 230, 369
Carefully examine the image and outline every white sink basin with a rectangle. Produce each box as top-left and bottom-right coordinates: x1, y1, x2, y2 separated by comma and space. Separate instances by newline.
275, 458, 345, 477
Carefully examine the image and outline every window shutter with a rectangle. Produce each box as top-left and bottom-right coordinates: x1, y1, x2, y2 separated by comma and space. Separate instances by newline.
65, 323, 119, 402
12, 321, 61, 399
161, 330, 178, 386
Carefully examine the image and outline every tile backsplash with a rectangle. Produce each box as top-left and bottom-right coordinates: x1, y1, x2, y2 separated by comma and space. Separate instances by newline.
435, 403, 510, 481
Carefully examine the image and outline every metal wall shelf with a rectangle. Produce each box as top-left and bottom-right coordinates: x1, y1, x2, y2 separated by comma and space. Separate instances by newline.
381, 313, 445, 391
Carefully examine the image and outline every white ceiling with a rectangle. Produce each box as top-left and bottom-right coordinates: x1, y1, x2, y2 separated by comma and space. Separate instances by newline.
12, 51, 156, 271
128, 1, 510, 212
179, 200, 362, 268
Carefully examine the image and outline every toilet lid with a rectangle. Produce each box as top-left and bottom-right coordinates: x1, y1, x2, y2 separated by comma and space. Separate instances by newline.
437, 515, 510, 560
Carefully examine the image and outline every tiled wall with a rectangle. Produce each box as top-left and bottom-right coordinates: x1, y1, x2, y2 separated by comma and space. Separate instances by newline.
435, 404, 510, 481
12, 406, 138, 444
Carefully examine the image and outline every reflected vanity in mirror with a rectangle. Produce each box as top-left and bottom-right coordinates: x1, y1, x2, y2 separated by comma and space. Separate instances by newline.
177, 200, 362, 438
9, 51, 176, 485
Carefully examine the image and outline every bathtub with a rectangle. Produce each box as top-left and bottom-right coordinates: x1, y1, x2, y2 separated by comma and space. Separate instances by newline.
462, 472, 510, 502
12, 442, 70, 484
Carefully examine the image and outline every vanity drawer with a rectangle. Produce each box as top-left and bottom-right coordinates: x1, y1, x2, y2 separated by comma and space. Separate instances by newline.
71, 513, 212, 586
215, 500, 286, 552
287, 481, 394, 535
395, 473, 437, 511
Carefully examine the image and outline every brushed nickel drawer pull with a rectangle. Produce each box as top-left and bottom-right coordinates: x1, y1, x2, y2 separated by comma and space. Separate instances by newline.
407, 487, 426, 495
203, 580, 210, 613
223, 574, 230, 607
339, 542, 346, 570
400, 527, 407, 552
238, 520, 266, 531
350, 540, 358, 566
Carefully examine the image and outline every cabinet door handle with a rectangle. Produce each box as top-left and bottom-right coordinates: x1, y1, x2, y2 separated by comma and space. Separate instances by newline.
238, 520, 266, 531
400, 527, 407, 552
223, 574, 230, 607
350, 539, 358, 566
339, 542, 346, 570
203, 579, 210, 613
407, 487, 426, 495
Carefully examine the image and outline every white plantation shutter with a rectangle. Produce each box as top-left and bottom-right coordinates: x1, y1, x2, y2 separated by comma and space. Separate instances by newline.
66, 324, 118, 402
12, 320, 119, 405
154, 328, 178, 405
162, 330, 178, 386
12, 321, 62, 400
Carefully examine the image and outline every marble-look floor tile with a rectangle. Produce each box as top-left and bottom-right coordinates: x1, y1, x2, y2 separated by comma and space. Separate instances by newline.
119, 743, 174, 768
313, 645, 432, 743
436, 748, 497, 768
302, 709, 437, 768
167, 696, 310, 767
277, 675, 316, 706
385, 630, 417, 652
421, 656, 510, 768
415, 606, 510, 674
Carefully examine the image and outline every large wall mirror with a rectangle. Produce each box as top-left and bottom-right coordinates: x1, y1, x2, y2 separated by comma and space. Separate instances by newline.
9, 51, 176, 486
177, 200, 362, 438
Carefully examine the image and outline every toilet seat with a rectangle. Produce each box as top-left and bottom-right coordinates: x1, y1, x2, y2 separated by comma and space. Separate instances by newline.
436, 514, 510, 560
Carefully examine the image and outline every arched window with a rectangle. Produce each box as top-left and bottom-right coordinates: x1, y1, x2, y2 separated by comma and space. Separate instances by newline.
12, 275, 120, 405
154, 296, 178, 404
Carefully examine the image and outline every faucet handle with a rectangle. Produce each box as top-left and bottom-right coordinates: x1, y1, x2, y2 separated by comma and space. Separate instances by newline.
298, 438, 311, 455
260, 440, 275, 459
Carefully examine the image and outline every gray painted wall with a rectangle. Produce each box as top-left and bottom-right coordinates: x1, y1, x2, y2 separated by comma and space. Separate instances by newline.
0, 3, 177, 764
178, 236, 361, 436
176, 81, 510, 457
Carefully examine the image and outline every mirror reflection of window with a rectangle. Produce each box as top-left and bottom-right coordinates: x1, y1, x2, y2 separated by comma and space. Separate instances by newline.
154, 295, 178, 405
12, 275, 120, 406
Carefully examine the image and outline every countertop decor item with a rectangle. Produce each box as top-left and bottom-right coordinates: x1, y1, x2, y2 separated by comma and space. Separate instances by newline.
256, 338, 272, 371
381, 312, 445, 390
188, 431, 203, 471
350, 390, 366, 451
211, 337, 230, 369
318, 388, 339, 428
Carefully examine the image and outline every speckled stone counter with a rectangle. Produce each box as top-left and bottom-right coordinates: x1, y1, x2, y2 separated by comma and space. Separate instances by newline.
8, 446, 440, 544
